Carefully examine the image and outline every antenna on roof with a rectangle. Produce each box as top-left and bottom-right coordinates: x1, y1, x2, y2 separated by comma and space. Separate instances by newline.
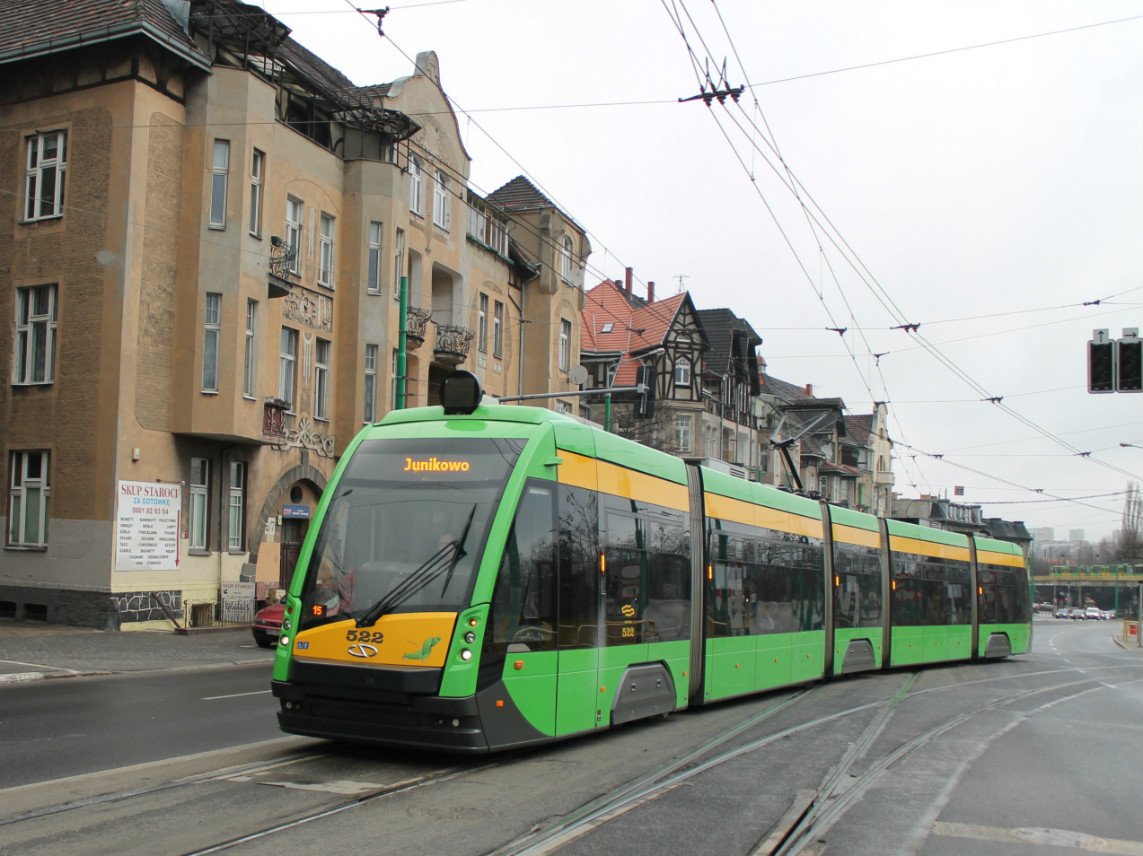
675, 275, 690, 294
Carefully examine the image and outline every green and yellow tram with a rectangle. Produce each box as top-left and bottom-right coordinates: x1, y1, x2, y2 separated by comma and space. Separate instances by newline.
272, 374, 1031, 753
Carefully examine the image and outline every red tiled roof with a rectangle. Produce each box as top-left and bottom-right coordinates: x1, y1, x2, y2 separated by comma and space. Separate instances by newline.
582, 280, 687, 385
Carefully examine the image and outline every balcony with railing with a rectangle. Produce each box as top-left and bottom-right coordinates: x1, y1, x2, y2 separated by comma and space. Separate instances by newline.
405, 307, 430, 349
268, 237, 297, 298
433, 322, 475, 366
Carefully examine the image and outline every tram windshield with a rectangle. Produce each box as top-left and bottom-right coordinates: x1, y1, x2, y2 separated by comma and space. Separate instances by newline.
297, 437, 526, 629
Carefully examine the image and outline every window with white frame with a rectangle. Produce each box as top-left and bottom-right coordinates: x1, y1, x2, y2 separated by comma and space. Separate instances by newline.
478, 294, 488, 352
279, 327, 298, 407
249, 149, 264, 236
493, 301, 504, 358
433, 170, 451, 230
189, 457, 209, 551
391, 348, 401, 409
7, 451, 50, 548
228, 461, 246, 551
25, 131, 67, 221
675, 415, 692, 454
408, 156, 424, 216
392, 228, 405, 299
364, 344, 378, 423
243, 299, 258, 398
559, 319, 571, 371
674, 356, 691, 386
560, 235, 572, 281
367, 221, 383, 294
314, 338, 331, 420
202, 292, 221, 392
285, 197, 302, 274
318, 213, 335, 288
209, 139, 229, 228
13, 284, 57, 385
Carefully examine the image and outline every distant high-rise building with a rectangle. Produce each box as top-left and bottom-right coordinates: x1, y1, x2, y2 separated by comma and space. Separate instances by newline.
1069, 529, 1085, 542
1030, 527, 1055, 542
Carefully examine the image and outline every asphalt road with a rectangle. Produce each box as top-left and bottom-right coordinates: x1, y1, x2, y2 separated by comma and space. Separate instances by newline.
0, 664, 278, 788
1, 619, 1139, 856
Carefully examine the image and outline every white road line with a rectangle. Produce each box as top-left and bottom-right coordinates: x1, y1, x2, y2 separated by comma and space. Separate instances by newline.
202, 690, 272, 701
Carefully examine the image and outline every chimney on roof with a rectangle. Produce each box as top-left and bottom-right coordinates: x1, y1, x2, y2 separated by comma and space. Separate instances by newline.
625, 267, 633, 296
647, 281, 655, 303
805, 384, 813, 397
613, 279, 622, 288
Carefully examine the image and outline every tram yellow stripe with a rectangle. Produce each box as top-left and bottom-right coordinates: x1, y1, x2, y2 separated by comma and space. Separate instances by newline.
833, 523, 881, 549
977, 550, 1025, 568
705, 492, 823, 538
557, 450, 689, 511
890, 535, 971, 561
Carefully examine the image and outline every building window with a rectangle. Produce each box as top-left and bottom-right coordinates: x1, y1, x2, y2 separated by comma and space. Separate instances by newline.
391, 348, 401, 409
675, 415, 692, 454
364, 344, 379, 423
189, 457, 209, 551
674, 356, 691, 386
559, 319, 571, 372
7, 451, 50, 547
433, 170, 451, 230
209, 139, 229, 228
318, 213, 335, 288
249, 149, 264, 236
25, 131, 67, 221
556, 400, 571, 414
228, 461, 246, 551
560, 235, 572, 281
393, 228, 405, 300
478, 294, 488, 352
202, 293, 221, 392
13, 284, 57, 385
408, 156, 424, 216
367, 222, 383, 294
493, 301, 504, 358
314, 338, 331, 420
279, 327, 298, 407
285, 197, 302, 274
243, 299, 258, 398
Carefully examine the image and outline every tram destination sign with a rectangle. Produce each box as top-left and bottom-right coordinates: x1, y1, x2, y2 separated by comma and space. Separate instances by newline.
115, 480, 181, 571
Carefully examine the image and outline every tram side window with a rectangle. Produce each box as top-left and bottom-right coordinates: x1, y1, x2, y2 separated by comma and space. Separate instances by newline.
557, 485, 599, 649
707, 523, 825, 637
979, 565, 1028, 624
891, 553, 971, 627
834, 544, 882, 628
488, 482, 557, 653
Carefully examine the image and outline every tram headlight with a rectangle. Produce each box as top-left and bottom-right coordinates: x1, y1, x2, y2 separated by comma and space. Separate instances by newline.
460, 649, 473, 661
279, 636, 290, 646
464, 631, 476, 644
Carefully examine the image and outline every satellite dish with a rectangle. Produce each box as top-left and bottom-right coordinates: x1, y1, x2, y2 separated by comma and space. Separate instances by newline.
568, 365, 589, 386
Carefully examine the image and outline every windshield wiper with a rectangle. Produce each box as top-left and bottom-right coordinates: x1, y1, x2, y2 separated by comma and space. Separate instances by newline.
354, 504, 479, 628
440, 504, 478, 598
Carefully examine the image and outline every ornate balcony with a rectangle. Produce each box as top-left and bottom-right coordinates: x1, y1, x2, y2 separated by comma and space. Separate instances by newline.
262, 398, 289, 439
268, 237, 297, 298
405, 307, 430, 350
433, 323, 474, 366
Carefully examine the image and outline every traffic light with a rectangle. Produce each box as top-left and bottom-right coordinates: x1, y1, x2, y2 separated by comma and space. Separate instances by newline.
1117, 330, 1141, 392
634, 365, 656, 419
1088, 330, 1115, 393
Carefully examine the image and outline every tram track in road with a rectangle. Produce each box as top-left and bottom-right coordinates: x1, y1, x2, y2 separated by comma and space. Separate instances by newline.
477, 664, 1141, 856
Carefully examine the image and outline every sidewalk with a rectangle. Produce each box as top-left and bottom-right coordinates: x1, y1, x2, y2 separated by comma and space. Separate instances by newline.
0, 619, 276, 683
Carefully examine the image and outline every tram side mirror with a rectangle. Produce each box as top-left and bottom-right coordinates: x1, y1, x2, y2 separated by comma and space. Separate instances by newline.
440, 370, 483, 415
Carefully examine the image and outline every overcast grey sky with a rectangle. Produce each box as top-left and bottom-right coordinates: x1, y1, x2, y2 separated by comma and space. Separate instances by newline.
258, 0, 1142, 543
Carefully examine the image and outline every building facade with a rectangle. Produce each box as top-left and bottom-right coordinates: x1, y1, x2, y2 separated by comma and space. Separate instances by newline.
0, 0, 569, 627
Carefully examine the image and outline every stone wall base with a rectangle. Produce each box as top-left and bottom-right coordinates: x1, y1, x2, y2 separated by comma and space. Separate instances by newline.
0, 585, 185, 630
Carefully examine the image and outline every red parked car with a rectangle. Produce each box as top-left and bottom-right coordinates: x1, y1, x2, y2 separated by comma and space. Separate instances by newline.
251, 600, 284, 648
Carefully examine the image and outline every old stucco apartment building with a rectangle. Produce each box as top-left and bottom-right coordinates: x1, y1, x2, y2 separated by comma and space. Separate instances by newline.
0, 0, 589, 628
